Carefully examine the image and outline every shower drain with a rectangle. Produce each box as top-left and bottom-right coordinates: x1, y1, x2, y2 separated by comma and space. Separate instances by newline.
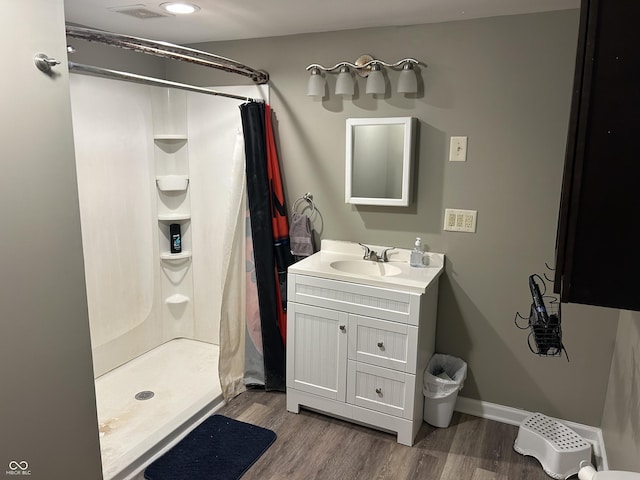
135, 390, 155, 401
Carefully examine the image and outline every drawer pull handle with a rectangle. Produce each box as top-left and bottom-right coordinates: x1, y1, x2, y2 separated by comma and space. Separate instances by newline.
339, 325, 346, 332
375, 388, 383, 396
377, 342, 384, 349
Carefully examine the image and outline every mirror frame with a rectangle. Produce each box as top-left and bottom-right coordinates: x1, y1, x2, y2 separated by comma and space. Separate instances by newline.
345, 116, 415, 206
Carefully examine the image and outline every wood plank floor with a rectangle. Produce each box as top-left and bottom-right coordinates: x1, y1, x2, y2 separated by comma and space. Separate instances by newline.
138, 388, 554, 480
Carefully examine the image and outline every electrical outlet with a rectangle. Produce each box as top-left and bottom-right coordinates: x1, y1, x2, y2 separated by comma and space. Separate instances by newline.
444, 208, 477, 232
465, 211, 478, 229
446, 211, 457, 228
449, 136, 468, 162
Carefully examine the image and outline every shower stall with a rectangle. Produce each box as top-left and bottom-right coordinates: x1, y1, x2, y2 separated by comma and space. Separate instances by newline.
67, 27, 269, 479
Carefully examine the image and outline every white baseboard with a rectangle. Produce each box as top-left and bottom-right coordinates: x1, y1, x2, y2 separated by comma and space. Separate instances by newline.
455, 396, 608, 471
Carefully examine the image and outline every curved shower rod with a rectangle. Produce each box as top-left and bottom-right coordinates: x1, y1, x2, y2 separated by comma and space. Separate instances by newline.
68, 62, 263, 102
66, 25, 269, 84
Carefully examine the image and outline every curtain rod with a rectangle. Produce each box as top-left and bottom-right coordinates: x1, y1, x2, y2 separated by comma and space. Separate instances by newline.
68, 62, 264, 103
66, 25, 269, 85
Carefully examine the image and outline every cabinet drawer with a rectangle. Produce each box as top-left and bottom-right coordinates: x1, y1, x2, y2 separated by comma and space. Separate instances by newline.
288, 274, 419, 325
348, 315, 417, 373
347, 361, 414, 419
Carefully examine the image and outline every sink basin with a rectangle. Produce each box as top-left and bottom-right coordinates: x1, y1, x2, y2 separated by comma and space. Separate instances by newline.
288, 240, 445, 293
329, 260, 402, 277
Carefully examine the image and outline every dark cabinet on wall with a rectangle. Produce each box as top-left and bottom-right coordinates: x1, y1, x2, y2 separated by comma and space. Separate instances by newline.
554, 0, 640, 311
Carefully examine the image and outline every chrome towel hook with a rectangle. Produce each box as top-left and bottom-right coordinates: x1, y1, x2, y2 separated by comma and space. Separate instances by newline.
34, 53, 61, 74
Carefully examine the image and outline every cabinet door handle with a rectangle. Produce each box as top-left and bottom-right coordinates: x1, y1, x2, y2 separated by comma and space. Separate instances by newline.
339, 325, 346, 332
375, 387, 383, 396
377, 341, 384, 349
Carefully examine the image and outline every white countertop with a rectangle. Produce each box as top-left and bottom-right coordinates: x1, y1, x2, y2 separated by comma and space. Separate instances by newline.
288, 239, 445, 294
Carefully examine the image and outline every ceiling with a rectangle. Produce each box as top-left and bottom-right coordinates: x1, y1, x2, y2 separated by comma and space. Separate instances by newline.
63, 0, 579, 45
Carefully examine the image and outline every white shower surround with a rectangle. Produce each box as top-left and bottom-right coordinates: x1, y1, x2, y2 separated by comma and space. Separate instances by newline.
69, 74, 268, 376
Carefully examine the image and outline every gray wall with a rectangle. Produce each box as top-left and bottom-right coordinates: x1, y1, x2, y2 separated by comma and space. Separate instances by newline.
168, 10, 620, 426
3, 5, 626, 477
601, 310, 640, 470
0, 1, 103, 478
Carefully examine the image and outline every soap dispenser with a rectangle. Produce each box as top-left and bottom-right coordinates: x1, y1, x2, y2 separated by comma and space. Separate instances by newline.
410, 237, 426, 267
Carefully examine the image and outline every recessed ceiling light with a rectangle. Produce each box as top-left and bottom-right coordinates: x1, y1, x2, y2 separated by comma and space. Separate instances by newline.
160, 2, 200, 14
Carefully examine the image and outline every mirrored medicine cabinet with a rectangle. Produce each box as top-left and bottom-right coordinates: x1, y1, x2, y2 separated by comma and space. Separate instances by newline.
345, 116, 415, 206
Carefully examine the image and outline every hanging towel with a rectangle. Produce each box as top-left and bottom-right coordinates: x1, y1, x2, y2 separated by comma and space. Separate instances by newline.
290, 212, 314, 258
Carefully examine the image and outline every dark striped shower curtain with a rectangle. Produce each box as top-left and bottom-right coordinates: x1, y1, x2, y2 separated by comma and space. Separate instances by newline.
240, 101, 293, 392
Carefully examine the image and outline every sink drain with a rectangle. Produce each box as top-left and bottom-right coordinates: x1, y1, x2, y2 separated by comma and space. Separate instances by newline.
135, 390, 155, 401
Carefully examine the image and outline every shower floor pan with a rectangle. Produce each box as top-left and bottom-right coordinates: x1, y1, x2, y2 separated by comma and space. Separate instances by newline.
94, 338, 223, 480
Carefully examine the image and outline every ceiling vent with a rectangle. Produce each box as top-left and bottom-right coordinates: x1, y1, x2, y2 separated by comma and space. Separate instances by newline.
109, 5, 172, 19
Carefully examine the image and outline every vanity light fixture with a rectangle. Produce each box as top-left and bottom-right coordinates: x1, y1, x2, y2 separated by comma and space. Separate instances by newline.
306, 54, 421, 98
160, 2, 201, 14
365, 63, 385, 94
397, 62, 418, 94
306, 66, 325, 97
334, 65, 354, 96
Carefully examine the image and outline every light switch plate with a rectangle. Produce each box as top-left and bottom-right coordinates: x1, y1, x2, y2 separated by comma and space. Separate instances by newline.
449, 136, 468, 162
444, 208, 477, 232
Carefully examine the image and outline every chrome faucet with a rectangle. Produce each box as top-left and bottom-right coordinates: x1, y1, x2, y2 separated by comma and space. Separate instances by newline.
358, 243, 395, 262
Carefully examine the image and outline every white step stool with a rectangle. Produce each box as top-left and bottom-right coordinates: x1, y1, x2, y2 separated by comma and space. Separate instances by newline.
514, 413, 592, 479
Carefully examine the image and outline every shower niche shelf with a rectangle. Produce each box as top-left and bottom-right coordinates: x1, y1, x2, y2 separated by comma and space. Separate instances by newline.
153, 135, 188, 180
165, 293, 190, 305
157, 190, 190, 217
158, 213, 191, 221
160, 251, 192, 261
154, 134, 188, 141
152, 87, 194, 335
156, 175, 189, 192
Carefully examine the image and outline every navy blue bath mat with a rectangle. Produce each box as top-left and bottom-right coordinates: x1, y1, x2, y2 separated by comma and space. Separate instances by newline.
144, 415, 276, 480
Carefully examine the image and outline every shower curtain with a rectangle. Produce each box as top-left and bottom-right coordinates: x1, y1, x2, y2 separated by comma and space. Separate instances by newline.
240, 101, 293, 392
218, 131, 248, 400
244, 208, 265, 387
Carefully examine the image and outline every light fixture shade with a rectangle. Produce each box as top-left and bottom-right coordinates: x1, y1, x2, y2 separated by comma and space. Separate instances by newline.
306, 68, 325, 97
397, 64, 418, 94
365, 65, 385, 94
335, 67, 354, 96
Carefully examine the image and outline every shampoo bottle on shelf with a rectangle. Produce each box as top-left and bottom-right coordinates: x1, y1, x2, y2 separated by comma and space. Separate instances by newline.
410, 237, 426, 267
170, 223, 182, 254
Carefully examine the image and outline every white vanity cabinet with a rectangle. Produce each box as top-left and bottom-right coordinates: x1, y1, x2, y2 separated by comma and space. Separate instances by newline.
287, 302, 348, 403
286, 272, 440, 446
